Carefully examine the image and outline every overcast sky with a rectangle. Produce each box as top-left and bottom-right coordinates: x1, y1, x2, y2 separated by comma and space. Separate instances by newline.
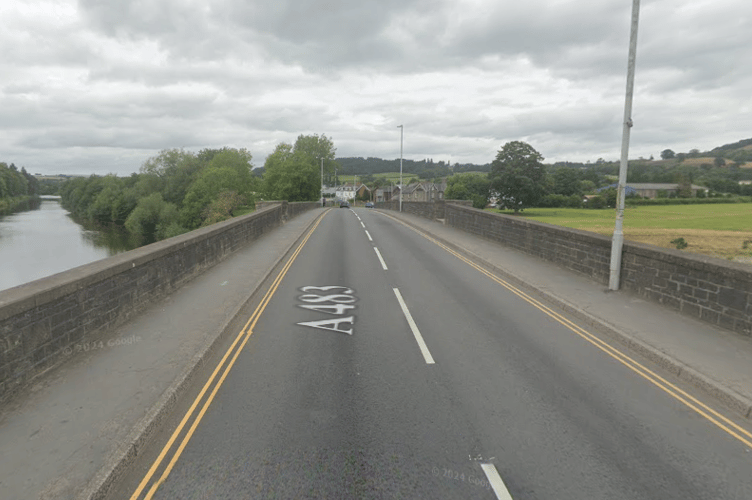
2, 0, 750, 175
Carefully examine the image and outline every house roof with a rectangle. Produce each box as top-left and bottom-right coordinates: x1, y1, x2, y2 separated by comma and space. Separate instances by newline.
598, 184, 638, 195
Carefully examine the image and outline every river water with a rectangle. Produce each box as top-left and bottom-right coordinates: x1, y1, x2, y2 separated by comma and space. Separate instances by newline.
0, 196, 138, 292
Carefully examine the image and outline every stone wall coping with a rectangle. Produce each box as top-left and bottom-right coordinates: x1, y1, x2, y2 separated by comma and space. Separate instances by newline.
623, 239, 752, 281
449, 204, 752, 283
448, 204, 612, 247
0, 204, 283, 322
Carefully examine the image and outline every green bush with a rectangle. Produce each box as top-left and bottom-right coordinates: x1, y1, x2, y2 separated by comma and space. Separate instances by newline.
565, 194, 583, 208
470, 194, 488, 210
671, 237, 688, 250
586, 196, 606, 209
538, 194, 568, 208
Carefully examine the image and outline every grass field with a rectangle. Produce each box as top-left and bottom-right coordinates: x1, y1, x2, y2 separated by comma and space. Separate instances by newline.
493, 204, 752, 261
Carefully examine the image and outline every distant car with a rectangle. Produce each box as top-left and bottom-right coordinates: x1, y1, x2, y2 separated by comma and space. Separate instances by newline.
340, 201, 350, 208
365, 202, 374, 208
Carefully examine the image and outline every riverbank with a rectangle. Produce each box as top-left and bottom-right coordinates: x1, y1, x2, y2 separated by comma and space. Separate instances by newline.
0, 195, 40, 216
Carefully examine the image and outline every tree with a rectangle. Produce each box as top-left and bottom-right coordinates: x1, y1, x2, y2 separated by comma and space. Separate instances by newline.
201, 190, 247, 226
180, 148, 256, 228
292, 133, 338, 185
677, 175, 692, 198
445, 173, 490, 209
489, 141, 546, 213
141, 149, 204, 206
263, 135, 337, 201
125, 193, 180, 244
552, 167, 582, 196
293, 133, 336, 163
661, 149, 675, 160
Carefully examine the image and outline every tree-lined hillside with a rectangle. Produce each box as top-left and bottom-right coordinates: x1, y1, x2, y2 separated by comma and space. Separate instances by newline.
334, 157, 489, 180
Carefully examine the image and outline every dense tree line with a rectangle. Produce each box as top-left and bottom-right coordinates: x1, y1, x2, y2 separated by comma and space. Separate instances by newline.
437, 138, 752, 212
0, 161, 39, 214
57, 134, 336, 246
60, 147, 260, 245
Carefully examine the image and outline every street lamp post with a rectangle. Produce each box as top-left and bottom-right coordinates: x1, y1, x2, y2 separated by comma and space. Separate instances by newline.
398, 125, 403, 212
609, 0, 641, 291
320, 157, 324, 207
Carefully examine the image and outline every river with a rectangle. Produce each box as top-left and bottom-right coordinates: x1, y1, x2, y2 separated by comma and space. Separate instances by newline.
0, 196, 138, 292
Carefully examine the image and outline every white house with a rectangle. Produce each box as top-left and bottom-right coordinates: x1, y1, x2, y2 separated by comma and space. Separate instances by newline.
335, 183, 358, 201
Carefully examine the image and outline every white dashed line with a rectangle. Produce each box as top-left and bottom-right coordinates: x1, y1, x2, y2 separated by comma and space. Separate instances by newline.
365, 230, 373, 241
480, 464, 514, 500
360, 221, 365, 228
392, 288, 435, 364
373, 247, 388, 270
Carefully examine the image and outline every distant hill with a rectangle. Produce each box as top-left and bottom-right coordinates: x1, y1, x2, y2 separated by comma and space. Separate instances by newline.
333, 138, 752, 178
708, 138, 752, 154
334, 156, 490, 179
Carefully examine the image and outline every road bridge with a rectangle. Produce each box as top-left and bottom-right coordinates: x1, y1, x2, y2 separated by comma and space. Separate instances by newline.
1, 202, 751, 499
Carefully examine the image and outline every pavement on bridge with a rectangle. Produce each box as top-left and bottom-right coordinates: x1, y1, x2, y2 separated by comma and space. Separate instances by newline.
0, 206, 750, 500
0, 208, 325, 500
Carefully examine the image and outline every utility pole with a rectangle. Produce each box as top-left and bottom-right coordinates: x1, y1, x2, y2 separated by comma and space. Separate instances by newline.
320, 157, 324, 207
398, 125, 403, 212
609, 0, 641, 291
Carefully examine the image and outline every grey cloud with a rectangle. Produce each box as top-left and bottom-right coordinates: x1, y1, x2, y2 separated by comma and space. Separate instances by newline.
3, 0, 750, 174
17, 125, 201, 150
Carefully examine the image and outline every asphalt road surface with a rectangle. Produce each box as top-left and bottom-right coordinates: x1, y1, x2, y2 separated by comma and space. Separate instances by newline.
113, 207, 752, 500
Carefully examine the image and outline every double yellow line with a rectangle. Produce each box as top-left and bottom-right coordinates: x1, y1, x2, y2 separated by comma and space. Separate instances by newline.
130, 210, 328, 500
381, 212, 752, 450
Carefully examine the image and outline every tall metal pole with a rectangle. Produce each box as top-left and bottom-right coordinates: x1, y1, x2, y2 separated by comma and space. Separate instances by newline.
608, 0, 640, 290
609, 0, 641, 291
398, 125, 403, 212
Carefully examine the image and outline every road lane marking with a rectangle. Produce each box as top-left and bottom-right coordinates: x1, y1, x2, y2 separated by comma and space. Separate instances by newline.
297, 316, 355, 335
481, 464, 514, 500
365, 230, 373, 241
374, 247, 388, 270
130, 210, 330, 500
393, 288, 435, 364
361, 221, 365, 228
378, 211, 752, 449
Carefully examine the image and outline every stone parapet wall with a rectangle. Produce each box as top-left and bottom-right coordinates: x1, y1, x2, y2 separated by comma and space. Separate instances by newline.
287, 201, 322, 218
378, 200, 751, 336
374, 199, 472, 220
0, 202, 320, 402
445, 204, 612, 282
621, 242, 752, 335
444, 204, 751, 336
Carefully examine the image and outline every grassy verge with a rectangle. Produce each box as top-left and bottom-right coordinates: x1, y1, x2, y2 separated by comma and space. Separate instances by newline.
490, 205, 752, 261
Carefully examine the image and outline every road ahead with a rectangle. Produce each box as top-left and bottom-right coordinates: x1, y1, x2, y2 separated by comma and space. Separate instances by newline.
114, 207, 752, 499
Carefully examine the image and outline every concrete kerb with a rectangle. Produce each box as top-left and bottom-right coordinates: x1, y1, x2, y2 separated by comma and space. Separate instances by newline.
381, 210, 752, 421
81, 209, 327, 500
